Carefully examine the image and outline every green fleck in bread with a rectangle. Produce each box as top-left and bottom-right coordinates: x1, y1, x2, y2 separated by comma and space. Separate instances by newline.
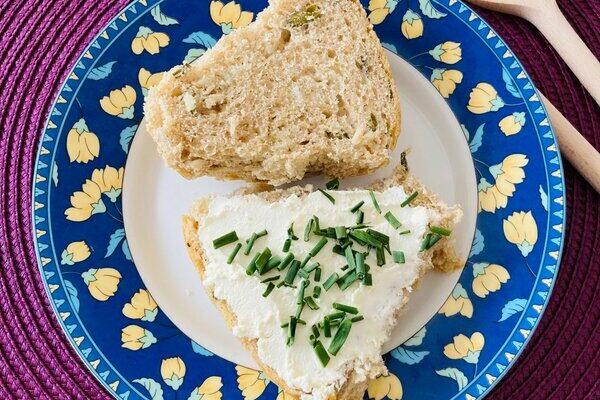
144, 0, 401, 186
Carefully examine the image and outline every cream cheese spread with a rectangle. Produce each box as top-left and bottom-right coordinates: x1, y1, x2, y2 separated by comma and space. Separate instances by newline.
197, 188, 444, 399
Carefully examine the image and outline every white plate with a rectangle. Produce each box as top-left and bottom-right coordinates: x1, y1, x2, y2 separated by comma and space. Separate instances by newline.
123, 51, 478, 368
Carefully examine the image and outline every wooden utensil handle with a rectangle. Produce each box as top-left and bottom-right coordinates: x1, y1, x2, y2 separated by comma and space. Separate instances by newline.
541, 94, 600, 193
525, 3, 600, 106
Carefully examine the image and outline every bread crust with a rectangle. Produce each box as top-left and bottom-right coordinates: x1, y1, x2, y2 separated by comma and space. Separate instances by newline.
182, 165, 461, 399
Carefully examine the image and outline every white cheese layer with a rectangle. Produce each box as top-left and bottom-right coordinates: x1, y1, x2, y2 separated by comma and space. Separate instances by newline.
197, 188, 443, 399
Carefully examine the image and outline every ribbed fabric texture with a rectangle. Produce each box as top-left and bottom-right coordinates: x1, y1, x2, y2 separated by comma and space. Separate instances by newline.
0, 0, 597, 398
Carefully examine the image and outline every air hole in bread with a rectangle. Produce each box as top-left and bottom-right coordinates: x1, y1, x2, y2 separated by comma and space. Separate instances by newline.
171, 87, 183, 96
181, 149, 190, 159
277, 29, 291, 51
336, 95, 348, 117
327, 49, 336, 58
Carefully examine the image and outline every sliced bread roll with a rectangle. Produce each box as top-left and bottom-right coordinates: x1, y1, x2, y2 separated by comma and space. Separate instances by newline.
145, 0, 401, 186
182, 166, 462, 399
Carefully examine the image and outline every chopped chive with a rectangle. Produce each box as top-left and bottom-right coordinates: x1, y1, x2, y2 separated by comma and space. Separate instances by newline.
355, 252, 366, 279
297, 280, 308, 305
297, 319, 306, 325
279, 253, 294, 271
213, 231, 238, 249
262, 282, 275, 297
261, 275, 280, 283
246, 253, 260, 275
332, 245, 345, 256
326, 311, 346, 321
350, 201, 365, 213
310, 237, 328, 257
304, 218, 313, 242
356, 209, 364, 224
314, 267, 321, 282
335, 226, 347, 239
287, 316, 297, 346
339, 271, 358, 290
312, 216, 321, 233
345, 246, 357, 270
327, 227, 337, 238
384, 211, 402, 229
284, 260, 301, 284
255, 248, 272, 273
317, 189, 336, 204
341, 264, 349, 271
264, 255, 282, 273
329, 319, 341, 327
427, 233, 443, 249
304, 262, 320, 273
313, 340, 330, 367
393, 251, 405, 264
298, 268, 310, 279
287, 223, 299, 240
295, 301, 305, 319
244, 233, 258, 255
227, 243, 242, 264
401, 191, 419, 207
376, 247, 385, 266
323, 318, 331, 337
348, 223, 370, 230
420, 233, 432, 251
399, 229, 411, 235
312, 324, 320, 339
328, 318, 352, 355
326, 177, 340, 190
349, 230, 381, 248
305, 296, 319, 310
313, 285, 321, 298
300, 255, 312, 269
323, 273, 339, 290
367, 229, 390, 246
364, 273, 372, 286
256, 229, 268, 238
369, 191, 382, 213
430, 225, 452, 236
280, 322, 288, 328
277, 281, 286, 288
351, 315, 364, 323
282, 238, 292, 252
333, 303, 359, 314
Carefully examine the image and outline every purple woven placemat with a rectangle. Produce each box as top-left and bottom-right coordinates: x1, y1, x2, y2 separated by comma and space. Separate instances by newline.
0, 0, 598, 399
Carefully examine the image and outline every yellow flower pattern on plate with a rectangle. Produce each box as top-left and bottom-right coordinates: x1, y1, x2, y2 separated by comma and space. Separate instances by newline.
499, 112, 526, 136
121, 325, 157, 350
100, 85, 137, 119
467, 83, 504, 114
401, 10, 423, 39
367, 372, 403, 400
478, 154, 528, 213
431, 69, 463, 98
161, 356, 186, 390
210, 1, 253, 34
132, 26, 170, 55
443, 332, 485, 364
429, 42, 462, 64
472, 263, 510, 298
190, 376, 223, 400
439, 283, 473, 318
138, 68, 164, 96
60, 240, 91, 265
504, 211, 538, 257
66, 118, 99, 163
367, 0, 398, 25
235, 365, 269, 400
122, 289, 159, 322
82, 267, 121, 301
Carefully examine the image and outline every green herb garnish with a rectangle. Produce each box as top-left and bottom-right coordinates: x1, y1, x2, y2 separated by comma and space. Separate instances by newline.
345, 246, 357, 270
351, 315, 364, 323
304, 218, 313, 242
317, 189, 335, 204
426, 233, 443, 249
356, 210, 364, 224
284, 260, 301, 284
288, 223, 299, 240
328, 318, 352, 355
420, 233, 432, 251
334, 226, 347, 239
313, 285, 321, 298
364, 273, 372, 286
261, 275, 280, 283
323, 318, 331, 337
297, 280, 308, 305
355, 252, 366, 279
262, 282, 275, 297
287, 316, 297, 346
213, 231, 238, 249
255, 248, 272, 273
393, 251, 405, 264
310, 237, 328, 257
313, 340, 330, 367
288, 3, 322, 28
399, 229, 411, 235
384, 211, 402, 229
323, 273, 339, 290
430, 225, 452, 236
226, 243, 242, 264
338, 271, 358, 290
369, 191, 382, 213
376, 247, 385, 266
333, 303, 359, 314
278, 253, 294, 271
298, 268, 310, 279
246, 253, 260, 275
326, 178, 339, 190
369, 113, 378, 131
282, 238, 292, 252
314, 267, 321, 282
326, 311, 346, 321
401, 192, 419, 207
350, 201, 364, 213
244, 232, 258, 255
304, 296, 319, 310
311, 324, 320, 339
304, 262, 320, 273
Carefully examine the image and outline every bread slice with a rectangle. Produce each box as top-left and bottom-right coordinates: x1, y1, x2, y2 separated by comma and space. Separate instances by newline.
183, 166, 461, 399
145, 0, 401, 186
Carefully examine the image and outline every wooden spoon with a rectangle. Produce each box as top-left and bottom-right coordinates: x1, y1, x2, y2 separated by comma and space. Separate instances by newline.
466, 0, 600, 106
